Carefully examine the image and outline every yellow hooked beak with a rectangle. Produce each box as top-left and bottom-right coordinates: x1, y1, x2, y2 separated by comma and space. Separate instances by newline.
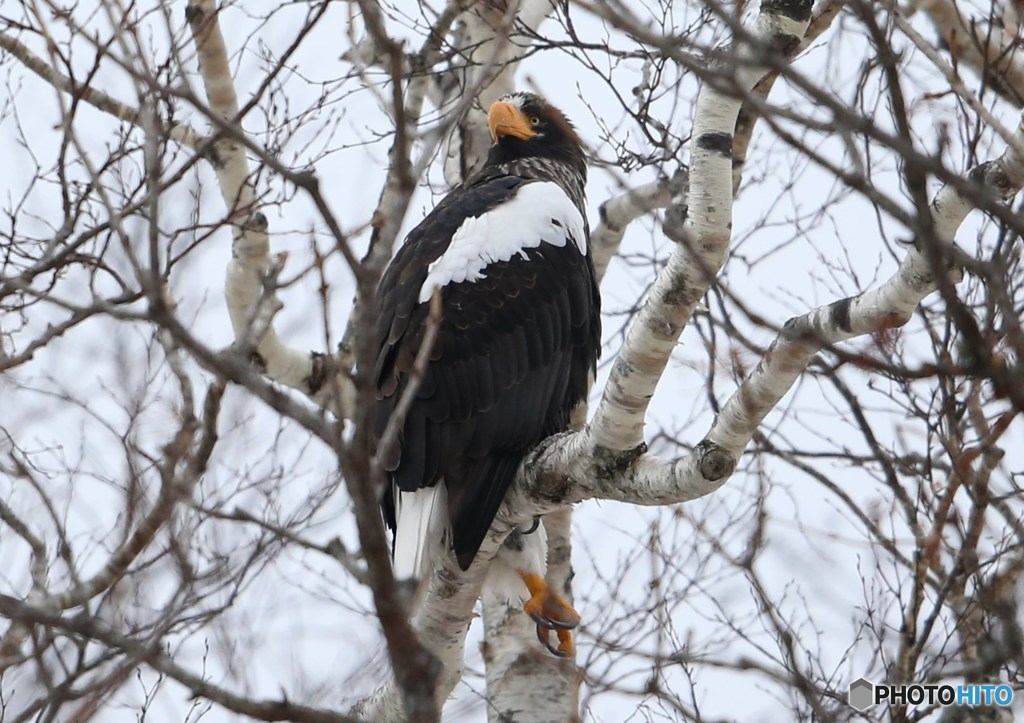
488, 101, 538, 141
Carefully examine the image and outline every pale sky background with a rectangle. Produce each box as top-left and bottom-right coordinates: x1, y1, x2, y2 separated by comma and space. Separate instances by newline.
1, 1, 1021, 721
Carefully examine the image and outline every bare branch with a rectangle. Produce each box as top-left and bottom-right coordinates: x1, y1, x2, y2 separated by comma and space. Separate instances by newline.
0, 31, 205, 152
590, 169, 688, 283
910, 0, 1024, 107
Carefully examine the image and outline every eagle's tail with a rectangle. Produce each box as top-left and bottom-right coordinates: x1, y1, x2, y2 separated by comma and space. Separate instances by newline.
390, 453, 525, 576
451, 454, 524, 570
393, 484, 448, 579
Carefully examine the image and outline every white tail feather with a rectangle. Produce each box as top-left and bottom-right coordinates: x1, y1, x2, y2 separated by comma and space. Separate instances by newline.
393, 485, 447, 579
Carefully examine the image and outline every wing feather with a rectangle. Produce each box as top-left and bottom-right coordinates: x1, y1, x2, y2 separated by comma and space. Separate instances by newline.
375, 174, 600, 570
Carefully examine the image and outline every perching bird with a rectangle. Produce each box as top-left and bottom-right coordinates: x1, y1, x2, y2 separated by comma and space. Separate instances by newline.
374, 91, 600, 656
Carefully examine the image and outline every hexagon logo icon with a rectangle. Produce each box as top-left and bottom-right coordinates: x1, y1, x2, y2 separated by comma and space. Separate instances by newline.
848, 678, 874, 711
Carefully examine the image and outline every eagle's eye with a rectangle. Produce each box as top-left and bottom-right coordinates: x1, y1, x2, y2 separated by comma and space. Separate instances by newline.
529, 115, 541, 126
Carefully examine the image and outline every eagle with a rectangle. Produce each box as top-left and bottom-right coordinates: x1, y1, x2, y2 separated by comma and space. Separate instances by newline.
374, 92, 600, 656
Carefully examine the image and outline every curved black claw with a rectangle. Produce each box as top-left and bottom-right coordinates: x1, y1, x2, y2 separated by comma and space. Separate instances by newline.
536, 624, 570, 657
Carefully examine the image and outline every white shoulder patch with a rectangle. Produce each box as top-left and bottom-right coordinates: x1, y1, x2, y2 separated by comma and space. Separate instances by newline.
418, 181, 586, 303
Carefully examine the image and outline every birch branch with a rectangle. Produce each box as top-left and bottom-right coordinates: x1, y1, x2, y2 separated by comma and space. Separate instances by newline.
481, 510, 582, 723
733, 0, 843, 192
593, 0, 841, 294
442, 0, 559, 185
8, 0, 355, 409
183, 0, 354, 413
350, 547, 500, 720
515, 114, 1024, 509
589, 0, 815, 452
910, 0, 1024, 108
480, 410, 587, 722
590, 169, 689, 282
589, 0, 843, 278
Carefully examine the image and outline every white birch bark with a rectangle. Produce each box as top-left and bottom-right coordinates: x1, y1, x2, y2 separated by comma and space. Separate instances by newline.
590, 171, 689, 282
481, 509, 582, 723
589, 2, 813, 452
733, 0, 843, 192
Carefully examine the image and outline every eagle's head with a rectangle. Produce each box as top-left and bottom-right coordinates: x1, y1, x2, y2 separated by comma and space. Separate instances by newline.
486, 92, 586, 178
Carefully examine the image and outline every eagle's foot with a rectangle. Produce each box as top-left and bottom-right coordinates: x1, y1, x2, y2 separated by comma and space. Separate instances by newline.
518, 571, 580, 657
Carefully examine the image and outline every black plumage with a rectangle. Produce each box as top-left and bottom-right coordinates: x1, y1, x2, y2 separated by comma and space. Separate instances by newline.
374, 92, 601, 571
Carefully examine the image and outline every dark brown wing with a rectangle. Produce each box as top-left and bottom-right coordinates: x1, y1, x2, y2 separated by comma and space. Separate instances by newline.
375, 174, 600, 569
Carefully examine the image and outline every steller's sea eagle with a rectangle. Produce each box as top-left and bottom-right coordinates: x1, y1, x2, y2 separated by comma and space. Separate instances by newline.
374, 92, 600, 656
